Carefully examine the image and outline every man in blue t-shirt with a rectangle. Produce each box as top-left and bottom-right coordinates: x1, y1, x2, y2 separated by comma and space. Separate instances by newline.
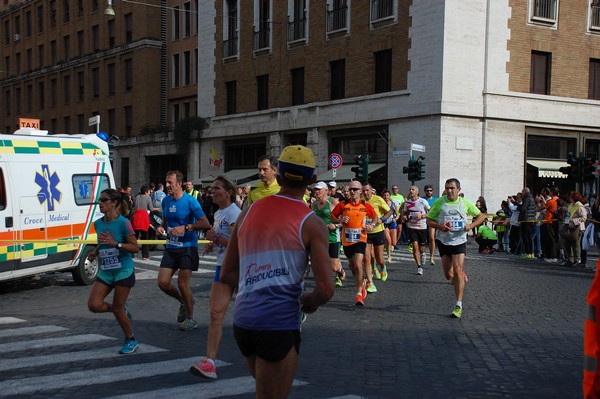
156, 170, 211, 331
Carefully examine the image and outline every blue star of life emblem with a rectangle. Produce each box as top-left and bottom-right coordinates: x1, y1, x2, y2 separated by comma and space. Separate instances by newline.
35, 165, 62, 211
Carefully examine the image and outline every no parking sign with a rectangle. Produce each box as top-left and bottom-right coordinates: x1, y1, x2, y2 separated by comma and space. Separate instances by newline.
329, 153, 343, 179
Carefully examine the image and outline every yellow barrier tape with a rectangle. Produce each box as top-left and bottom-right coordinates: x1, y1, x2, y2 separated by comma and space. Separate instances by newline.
0, 239, 211, 245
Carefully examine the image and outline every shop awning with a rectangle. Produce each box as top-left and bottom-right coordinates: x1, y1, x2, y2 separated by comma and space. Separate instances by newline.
527, 159, 569, 179
316, 163, 386, 182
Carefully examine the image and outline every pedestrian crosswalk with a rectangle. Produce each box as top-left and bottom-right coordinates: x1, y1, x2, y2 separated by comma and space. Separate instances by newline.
0, 316, 357, 399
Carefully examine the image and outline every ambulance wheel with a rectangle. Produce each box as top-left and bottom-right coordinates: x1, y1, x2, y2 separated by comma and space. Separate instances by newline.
72, 246, 98, 285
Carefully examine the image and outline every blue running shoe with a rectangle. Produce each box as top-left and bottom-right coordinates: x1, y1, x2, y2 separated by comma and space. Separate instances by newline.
119, 338, 139, 354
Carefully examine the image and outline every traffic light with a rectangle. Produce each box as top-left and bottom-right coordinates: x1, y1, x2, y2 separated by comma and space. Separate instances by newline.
351, 154, 369, 182
402, 156, 425, 182
559, 152, 576, 181
572, 156, 582, 183
415, 156, 425, 181
583, 157, 597, 182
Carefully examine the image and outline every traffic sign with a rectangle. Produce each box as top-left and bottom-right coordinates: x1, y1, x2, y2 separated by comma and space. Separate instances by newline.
329, 153, 343, 169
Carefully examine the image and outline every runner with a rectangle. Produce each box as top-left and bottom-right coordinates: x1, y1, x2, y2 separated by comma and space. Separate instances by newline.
423, 184, 438, 265
312, 181, 345, 287
362, 183, 393, 288
331, 180, 379, 306
426, 178, 485, 318
245, 155, 280, 207
401, 185, 430, 275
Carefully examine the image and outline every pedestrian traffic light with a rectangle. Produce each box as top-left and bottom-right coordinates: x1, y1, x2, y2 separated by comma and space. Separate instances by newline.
351, 154, 369, 182
583, 157, 597, 182
403, 157, 420, 182
415, 156, 425, 181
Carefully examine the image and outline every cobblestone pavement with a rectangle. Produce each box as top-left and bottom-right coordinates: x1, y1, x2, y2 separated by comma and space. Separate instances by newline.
0, 241, 594, 398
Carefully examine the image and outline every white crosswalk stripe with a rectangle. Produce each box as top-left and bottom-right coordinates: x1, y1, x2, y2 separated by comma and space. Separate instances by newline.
0, 318, 319, 398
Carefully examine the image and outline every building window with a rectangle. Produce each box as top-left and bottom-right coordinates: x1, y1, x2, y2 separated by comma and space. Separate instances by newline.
3, 20, 8, 46
184, 2, 191, 37
330, 59, 345, 100
77, 0, 84, 18
589, 58, 600, 99
183, 51, 191, 86
38, 81, 45, 110
108, 108, 115, 135
77, 30, 84, 57
15, 87, 21, 115
530, 50, 551, 95
172, 103, 180, 125
50, 0, 57, 28
125, 13, 133, 42
63, 74, 70, 103
173, 6, 180, 40
226, 80, 236, 114
26, 48, 32, 72
327, 0, 348, 33
64, 35, 70, 60
371, 0, 394, 21
591, 0, 600, 31
107, 63, 115, 95
64, 116, 70, 133
51, 40, 57, 64
124, 58, 133, 91
225, 137, 267, 170
194, 48, 198, 83
172, 54, 180, 88
38, 44, 45, 68
4, 90, 10, 116
50, 78, 57, 107
223, 0, 238, 57
291, 67, 304, 105
374, 49, 392, 93
92, 25, 99, 52
63, 0, 70, 23
77, 114, 84, 132
108, 19, 115, 49
253, 0, 271, 51
37, 5, 44, 33
531, 0, 557, 23
124, 105, 132, 137
77, 70, 84, 100
257, 74, 269, 111
92, 67, 100, 97
27, 84, 33, 111
25, 10, 32, 37
184, 102, 190, 118
288, 0, 307, 42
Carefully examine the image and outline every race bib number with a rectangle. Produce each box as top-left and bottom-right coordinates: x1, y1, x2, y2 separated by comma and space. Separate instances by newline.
167, 227, 184, 247
408, 212, 421, 222
444, 216, 464, 232
345, 227, 361, 243
99, 248, 122, 270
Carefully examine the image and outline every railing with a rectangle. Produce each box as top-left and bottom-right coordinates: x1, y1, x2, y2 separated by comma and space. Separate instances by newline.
327, 6, 347, 32
253, 26, 270, 51
371, 0, 393, 21
532, 0, 556, 20
223, 36, 238, 57
288, 18, 306, 42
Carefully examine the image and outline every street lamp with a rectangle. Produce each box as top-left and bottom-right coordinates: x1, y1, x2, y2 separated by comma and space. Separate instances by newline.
104, 0, 115, 16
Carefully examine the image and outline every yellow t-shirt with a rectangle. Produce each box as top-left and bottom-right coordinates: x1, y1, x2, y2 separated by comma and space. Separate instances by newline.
367, 195, 390, 234
247, 180, 281, 206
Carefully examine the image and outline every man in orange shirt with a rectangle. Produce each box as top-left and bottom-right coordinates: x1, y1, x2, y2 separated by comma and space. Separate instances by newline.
541, 187, 559, 263
331, 180, 378, 306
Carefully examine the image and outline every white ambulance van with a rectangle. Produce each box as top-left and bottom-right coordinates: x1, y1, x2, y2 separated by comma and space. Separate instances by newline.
0, 128, 115, 285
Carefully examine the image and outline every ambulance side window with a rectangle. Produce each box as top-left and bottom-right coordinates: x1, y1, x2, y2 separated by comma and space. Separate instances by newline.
72, 173, 112, 205
0, 168, 5, 210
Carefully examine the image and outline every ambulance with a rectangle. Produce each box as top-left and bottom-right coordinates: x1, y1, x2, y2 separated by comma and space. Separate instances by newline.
0, 128, 115, 285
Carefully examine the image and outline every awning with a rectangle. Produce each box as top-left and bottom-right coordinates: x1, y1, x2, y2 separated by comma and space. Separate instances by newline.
527, 159, 569, 179
193, 168, 258, 186
316, 163, 386, 182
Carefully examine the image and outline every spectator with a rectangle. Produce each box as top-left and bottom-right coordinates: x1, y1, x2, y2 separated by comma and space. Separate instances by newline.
475, 224, 497, 253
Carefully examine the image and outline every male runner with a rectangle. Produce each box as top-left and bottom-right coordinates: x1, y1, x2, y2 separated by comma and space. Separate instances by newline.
401, 186, 430, 275
423, 184, 438, 265
246, 155, 280, 207
362, 183, 393, 287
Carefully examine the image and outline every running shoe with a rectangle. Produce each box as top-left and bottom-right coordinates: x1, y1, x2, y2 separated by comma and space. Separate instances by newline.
417, 267, 423, 275
450, 305, 463, 318
429, 259, 436, 266
373, 267, 381, 280
381, 267, 388, 282
408, 243, 413, 253
335, 275, 343, 287
300, 312, 307, 324
421, 253, 426, 266
190, 358, 217, 379
179, 318, 199, 331
338, 267, 346, 281
355, 294, 364, 306
361, 279, 367, 298
124, 303, 133, 321
177, 303, 186, 323
366, 282, 377, 293
387, 254, 392, 263
462, 270, 469, 283
119, 338, 139, 354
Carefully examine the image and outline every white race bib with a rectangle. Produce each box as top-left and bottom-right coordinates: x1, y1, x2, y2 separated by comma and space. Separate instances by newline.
99, 248, 122, 270
167, 227, 184, 247
444, 215, 464, 231
345, 227, 361, 243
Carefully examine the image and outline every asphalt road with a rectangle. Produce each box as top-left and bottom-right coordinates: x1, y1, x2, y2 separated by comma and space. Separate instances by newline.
0, 241, 594, 398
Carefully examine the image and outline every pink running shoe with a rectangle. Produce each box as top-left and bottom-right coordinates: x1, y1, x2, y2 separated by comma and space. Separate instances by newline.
190, 358, 217, 379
